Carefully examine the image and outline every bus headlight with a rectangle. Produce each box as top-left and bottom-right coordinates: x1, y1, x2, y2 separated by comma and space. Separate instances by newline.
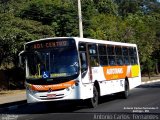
66, 88, 70, 91
25, 83, 36, 93
71, 85, 74, 89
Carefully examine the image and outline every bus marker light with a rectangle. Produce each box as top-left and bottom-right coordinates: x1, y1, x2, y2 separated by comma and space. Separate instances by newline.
66, 88, 70, 91
75, 82, 79, 86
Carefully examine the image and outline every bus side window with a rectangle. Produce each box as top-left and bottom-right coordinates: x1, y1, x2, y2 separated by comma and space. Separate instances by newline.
122, 47, 130, 65
129, 47, 138, 65
88, 44, 99, 67
107, 45, 116, 66
115, 46, 123, 66
79, 42, 86, 51
133, 47, 138, 64
98, 44, 108, 66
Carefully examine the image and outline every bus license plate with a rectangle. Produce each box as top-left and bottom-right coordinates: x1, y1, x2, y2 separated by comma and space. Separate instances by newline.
47, 94, 56, 98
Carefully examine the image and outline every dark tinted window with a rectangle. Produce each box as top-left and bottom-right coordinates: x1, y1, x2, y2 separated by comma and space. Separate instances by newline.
115, 46, 123, 66
122, 47, 128, 56
124, 56, 130, 65
115, 46, 122, 55
79, 42, 86, 51
129, 47, 134, 56
88, 44, 97, 55
98, 44, 108, 66
116, 56, 123, 66
99, 56, 108, 66
108, 56, 116, 66
107, 45, 115, 55
88, 44, 99, 67
129, 47, 138, 65
98, 45, 107, 55
90, 56, 99, 66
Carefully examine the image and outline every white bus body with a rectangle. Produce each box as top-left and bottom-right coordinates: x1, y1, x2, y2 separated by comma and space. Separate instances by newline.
19, 37, 141, 107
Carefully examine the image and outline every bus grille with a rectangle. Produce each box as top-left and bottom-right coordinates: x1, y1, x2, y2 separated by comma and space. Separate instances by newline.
39, 94, 64, 100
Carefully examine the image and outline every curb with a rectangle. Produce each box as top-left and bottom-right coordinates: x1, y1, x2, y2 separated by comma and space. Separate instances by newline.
141, 79, 160, 84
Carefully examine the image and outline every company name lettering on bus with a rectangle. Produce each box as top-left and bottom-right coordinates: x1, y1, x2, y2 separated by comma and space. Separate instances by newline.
107, 68, 123, 75
33, 41, 68, 49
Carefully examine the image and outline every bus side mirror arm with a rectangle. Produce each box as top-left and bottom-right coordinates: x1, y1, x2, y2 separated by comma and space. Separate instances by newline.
19, 51, 25, 67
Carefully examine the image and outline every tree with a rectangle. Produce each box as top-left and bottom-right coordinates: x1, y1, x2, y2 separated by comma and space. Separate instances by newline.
94, 0, 118, 15
0, 0, 160, 75
80, 0, 98, 37
0, 13, 54, 68
124, 13, 156, 61
88, 14, 121, 41
115, 0, 140, 17
20, 0, 78, 37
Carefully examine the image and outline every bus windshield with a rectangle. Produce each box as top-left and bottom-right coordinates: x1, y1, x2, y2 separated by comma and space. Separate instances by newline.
26, 47, 79, 80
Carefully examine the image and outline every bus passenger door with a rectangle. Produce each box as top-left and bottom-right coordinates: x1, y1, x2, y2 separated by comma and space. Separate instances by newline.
87, 44, 99, 82
80, 52, 88, 78
79, 42, 91, 83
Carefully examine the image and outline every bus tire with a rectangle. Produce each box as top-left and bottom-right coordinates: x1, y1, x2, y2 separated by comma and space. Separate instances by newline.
121, 80, 129, 99
88, 86, 99, 108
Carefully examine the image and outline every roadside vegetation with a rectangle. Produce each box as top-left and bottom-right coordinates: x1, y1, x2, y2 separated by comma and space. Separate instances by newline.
0, 0, 160, 90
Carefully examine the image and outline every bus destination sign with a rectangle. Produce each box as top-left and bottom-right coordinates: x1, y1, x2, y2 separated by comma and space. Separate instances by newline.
26, 39, 75, 50
33, 41, 67, 49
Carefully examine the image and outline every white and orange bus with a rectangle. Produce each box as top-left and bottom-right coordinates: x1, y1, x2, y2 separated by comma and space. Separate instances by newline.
19, 37, 141, 107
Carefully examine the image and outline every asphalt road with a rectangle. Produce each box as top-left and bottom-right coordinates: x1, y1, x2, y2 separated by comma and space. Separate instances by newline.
1, 81, 160, 120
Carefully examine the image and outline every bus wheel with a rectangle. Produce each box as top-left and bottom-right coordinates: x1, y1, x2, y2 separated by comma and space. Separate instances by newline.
121, 80, 129, 99
88, 86, 99, 108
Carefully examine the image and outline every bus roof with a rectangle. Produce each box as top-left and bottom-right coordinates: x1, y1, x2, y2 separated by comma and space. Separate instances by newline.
25, 37, 137, 47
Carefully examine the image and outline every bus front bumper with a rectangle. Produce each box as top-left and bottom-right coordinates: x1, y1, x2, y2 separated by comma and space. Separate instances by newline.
26, 85, 81, 103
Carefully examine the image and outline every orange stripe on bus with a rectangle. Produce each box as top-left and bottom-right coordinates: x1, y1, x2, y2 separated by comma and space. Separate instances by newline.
103, 65, 140, 80
31, 80, 76, 91
103, 66, 131, 80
